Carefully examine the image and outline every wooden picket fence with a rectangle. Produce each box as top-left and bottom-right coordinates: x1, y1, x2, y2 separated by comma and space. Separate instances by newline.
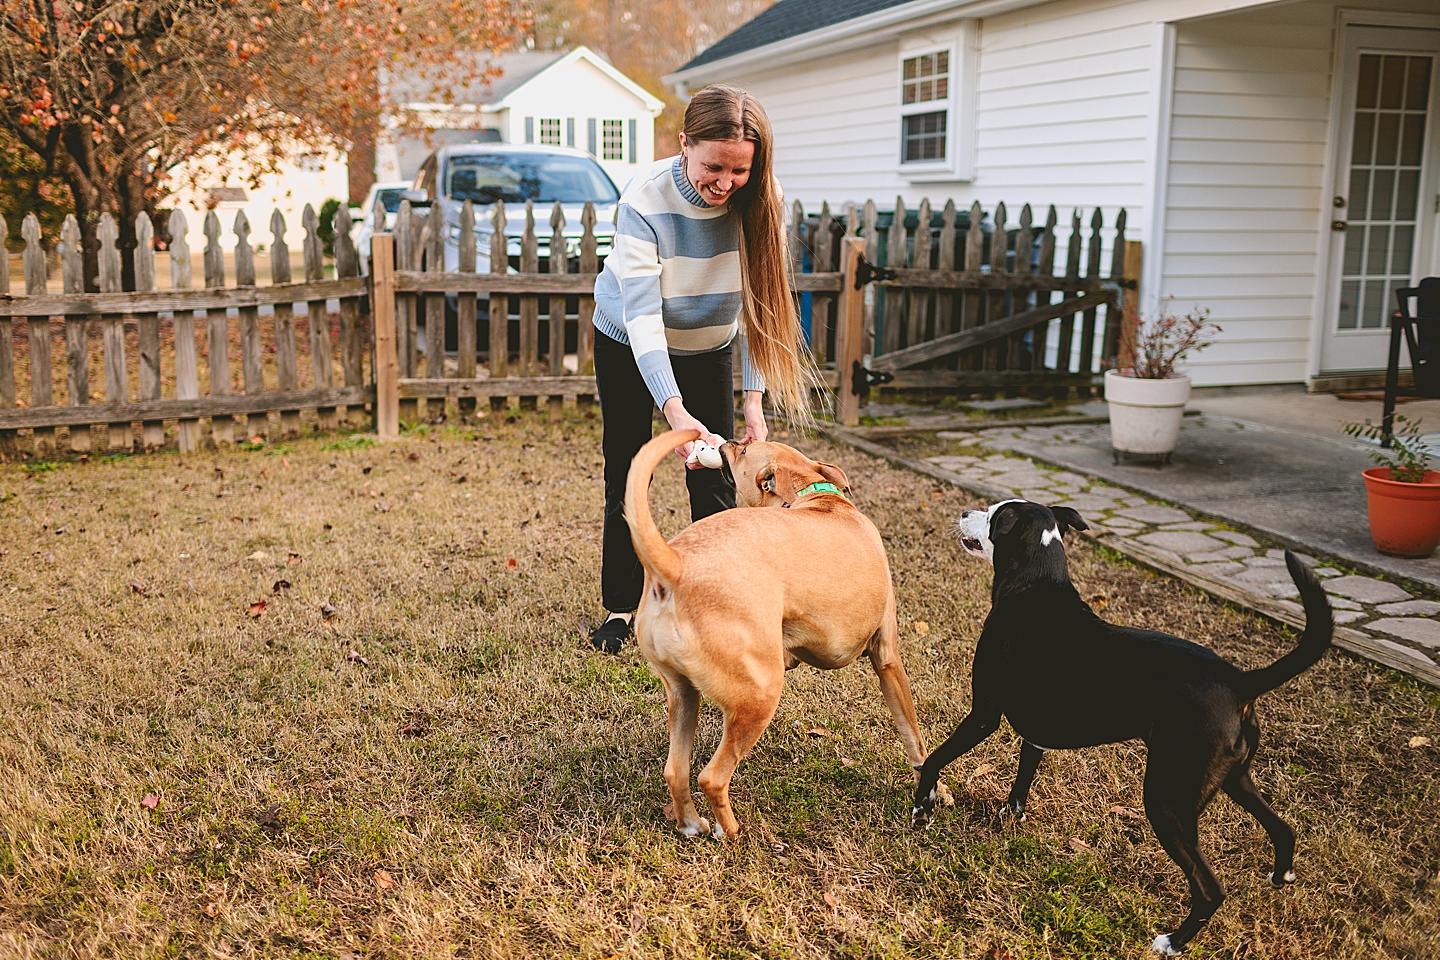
0, 193, 1135, 459
0, 205, 370, 459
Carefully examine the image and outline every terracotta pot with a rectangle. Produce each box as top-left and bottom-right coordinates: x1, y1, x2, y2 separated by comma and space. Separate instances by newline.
1104, 370, 1192, 455
1361, 467, 1440, 558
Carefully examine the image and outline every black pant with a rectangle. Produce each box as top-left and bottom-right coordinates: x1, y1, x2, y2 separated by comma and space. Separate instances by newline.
594, 328, 735, 613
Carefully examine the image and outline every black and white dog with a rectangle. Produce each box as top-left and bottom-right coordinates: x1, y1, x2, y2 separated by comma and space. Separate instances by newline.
912, 499, 1333, 955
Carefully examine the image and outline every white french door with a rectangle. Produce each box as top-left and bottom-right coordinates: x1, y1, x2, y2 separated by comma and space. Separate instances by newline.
1321, 26, 1440, 374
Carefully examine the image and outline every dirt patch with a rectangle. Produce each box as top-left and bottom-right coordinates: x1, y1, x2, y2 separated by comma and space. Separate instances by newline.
0, 410, 1436, 958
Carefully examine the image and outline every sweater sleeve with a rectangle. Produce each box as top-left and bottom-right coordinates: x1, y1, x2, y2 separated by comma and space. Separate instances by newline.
739, 332, 765, 394
611, 204, 681, 408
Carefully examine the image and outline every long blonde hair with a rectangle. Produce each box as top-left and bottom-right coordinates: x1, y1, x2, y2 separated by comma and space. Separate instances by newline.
682, 84, 818, 425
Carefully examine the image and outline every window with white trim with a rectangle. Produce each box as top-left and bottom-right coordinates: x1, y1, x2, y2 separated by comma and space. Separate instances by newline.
897, 23, 977, 181
538, 117, 562, 146
601, 119, 625, 161
901, 50, 950, 163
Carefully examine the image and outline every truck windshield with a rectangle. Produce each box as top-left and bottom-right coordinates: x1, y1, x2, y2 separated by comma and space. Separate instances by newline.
445, 153, 620, 205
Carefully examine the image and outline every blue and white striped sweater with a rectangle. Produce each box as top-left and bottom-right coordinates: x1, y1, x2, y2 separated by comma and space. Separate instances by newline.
593, 156, 762, 409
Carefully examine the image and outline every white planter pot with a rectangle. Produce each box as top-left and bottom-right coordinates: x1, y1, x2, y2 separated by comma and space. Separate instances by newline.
1104, 370, 1191, 456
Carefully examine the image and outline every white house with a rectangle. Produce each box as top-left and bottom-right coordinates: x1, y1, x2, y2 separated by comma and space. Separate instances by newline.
162, 137, 351, 257
379, 45, 666, 190
666, 0, 1440, 390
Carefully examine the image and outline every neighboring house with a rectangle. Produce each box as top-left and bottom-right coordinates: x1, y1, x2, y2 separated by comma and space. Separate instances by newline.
666, 0, 1440, 389
163, 139, 350, 254
379, 45, 665, 191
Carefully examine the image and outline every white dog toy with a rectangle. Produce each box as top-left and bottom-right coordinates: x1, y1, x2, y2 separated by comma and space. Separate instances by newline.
686, 440, 724, 470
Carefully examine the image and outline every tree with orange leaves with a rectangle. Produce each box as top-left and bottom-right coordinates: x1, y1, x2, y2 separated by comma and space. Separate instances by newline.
0, 0, 528, 290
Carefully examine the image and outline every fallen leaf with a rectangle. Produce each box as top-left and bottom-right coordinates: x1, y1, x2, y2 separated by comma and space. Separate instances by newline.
806, 727, 829, 738
1109, 804, 1146, 819
347, 650, 369, 666
1410, 736, 1433, 748
506, 558, 517, 568
1068, 837, 1091, 851
914, 621, 930, 635
202, 902, 219, 917
140, 793, 160, 810
286, 551, 301, 564
374, 869, 395, 890
823, 891, 837, 909
399, 724, 425, 737
968, 762, 995, 780
257, 804, 283, 834
247, 600, 267, 617
662, 802, 677, 821
246, 550, 267, 561
272, 579, 291, 594
248, 435, 264, 445
840, 756, 855, 767
282, 458, 292, 468
321, 603, 336, 621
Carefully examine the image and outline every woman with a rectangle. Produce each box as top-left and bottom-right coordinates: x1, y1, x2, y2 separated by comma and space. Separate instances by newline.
589, 83, 814, 653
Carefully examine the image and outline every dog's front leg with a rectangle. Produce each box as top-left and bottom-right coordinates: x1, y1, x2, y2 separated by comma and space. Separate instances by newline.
1006, 740, 1045, 820
911, 704, 1002, 828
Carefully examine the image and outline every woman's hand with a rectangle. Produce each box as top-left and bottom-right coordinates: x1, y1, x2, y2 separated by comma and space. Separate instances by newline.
661, 397, 724, 467
741, 390, 768, 444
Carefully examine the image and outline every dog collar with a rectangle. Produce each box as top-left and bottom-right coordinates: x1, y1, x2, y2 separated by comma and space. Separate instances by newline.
788, 481, 848, 504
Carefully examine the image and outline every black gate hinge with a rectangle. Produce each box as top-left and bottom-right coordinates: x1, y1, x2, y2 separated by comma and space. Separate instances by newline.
852, 361, 895, 395
855, 257, 897, 289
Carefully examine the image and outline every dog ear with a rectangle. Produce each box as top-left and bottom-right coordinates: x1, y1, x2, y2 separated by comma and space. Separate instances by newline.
816, 462, 851, 498
759, 469, 776, 495
1052, 505, 1089, 536
991, 503, 1020, 537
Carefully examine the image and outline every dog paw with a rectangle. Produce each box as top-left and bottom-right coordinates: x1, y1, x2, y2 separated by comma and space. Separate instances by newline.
935, 782, 955, 807
678, 817, 711, 839
1005, 801, 1027, 822
1150, 933, 1182, 956
711, 820, 727, 841
1269, 869, 1296, 887
911, 790, 937, 829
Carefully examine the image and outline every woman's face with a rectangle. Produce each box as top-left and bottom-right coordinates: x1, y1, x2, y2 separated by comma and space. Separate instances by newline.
680, 134, 755, 206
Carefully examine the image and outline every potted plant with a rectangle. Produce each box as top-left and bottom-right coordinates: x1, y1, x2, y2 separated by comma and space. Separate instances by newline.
1104, 301, 1221, 462
1344, 414, 1440, 558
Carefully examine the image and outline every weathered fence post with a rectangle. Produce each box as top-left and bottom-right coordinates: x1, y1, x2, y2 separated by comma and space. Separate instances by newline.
270, 211, 301, 437
835, 237, 865, 427
22, 214, 54, 457
170, 210, 201, 453
1118, 239, 1144, 371
62, 216, 91, 454
135, 213, 165, 450
0, 213, 14, 458
371, 232, 399, 439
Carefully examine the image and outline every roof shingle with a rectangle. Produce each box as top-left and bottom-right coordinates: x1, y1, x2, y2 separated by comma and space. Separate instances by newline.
678, 0, 920, 73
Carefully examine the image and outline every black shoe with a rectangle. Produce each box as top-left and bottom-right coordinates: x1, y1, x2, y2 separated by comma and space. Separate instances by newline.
590, 615, 631, 654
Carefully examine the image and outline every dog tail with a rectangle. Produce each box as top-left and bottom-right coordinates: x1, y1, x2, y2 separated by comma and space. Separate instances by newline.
622, 428, 695, 588
1237, 550, 1333, 701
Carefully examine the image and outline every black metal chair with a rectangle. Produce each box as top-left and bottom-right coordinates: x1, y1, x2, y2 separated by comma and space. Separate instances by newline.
1382, 277, 1440, 447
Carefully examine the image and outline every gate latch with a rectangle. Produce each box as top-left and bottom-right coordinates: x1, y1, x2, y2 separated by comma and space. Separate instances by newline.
852, 361, 895, 395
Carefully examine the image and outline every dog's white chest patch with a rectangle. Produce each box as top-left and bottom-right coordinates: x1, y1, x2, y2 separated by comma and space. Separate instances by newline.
1041, 525, 1063, 547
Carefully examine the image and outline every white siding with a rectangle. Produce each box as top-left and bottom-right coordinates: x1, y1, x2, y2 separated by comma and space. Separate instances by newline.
1158, 3, 1335, 386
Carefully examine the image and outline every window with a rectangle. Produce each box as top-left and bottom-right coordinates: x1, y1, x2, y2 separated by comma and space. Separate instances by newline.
602, 119, 625, 161
901, 50, 950, 164
897, 24, 976, 181
539, 117, 562, 146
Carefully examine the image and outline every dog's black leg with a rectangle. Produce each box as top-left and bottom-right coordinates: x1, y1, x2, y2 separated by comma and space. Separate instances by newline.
1006, 741, 1044, 820
911, 707, 1001, 828
1223, 765, 1297, 887
1144, 787, 1226, 955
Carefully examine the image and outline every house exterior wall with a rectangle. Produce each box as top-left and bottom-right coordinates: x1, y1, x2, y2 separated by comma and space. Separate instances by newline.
165, 143, 351, 255
504, 58, 658, 190
1161, 0, 1440, 386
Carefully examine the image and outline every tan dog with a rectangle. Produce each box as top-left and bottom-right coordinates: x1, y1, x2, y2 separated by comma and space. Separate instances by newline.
624, 428, 946, 838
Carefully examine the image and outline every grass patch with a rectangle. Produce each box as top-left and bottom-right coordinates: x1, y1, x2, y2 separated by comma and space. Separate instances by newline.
0, 408, 1436, 958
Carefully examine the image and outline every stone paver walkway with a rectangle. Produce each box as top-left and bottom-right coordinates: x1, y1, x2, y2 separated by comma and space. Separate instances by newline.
918, 434, 1440, 684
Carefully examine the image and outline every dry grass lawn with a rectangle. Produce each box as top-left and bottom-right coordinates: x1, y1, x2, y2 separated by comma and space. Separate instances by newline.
1, 409, 1437, 959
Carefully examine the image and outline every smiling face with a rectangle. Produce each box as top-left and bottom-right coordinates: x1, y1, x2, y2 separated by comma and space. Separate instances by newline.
679, 135, 754, 207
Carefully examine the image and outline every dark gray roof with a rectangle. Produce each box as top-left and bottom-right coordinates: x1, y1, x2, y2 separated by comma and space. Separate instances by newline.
678, 0, 922, 73
386, 49, 567, 106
